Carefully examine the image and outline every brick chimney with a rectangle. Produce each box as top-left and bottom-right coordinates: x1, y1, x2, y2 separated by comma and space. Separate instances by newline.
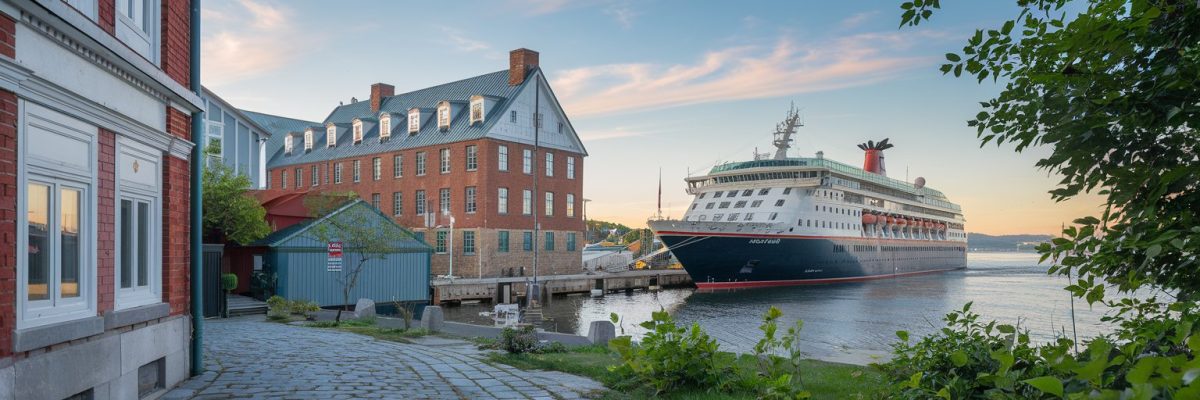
370, 83, 394, 113
509, 48, 540, 86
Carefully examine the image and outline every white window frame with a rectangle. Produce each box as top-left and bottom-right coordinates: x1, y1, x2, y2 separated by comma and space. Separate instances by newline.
333, 163, 343, 184
439, 148, 450, 174
392, 192, 403, 216
439, 188, 451, 213
326, 125, 337, 147
284, 134, 293, 154
566, 193, 575, 218
522, 149, 532, 174
353, 120, 363, 144
545, 152, 554, 177
567, 156, 576, 179
465, 186, 477, 214
372, 157, 381, 181
522, 189, 532, 215
393, 154, 403, 178
470, 97, 484, 125
17, 101, 98, 329
437, 102, 451, 130
304, 130, 313, 151
498, 145, 509, 171
114, 138, 162, 311
408, 109, 421, 134
379, 114, 391, 139
115, 0, 159, 63
466, 145, 478, 171
498, 187, 508, 214
416, 152, 427, 176
311, 165, 318, 187
353, 160, 361, 183
545, 191, 554, 216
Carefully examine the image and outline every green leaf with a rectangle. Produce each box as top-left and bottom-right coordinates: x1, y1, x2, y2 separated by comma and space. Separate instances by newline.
936, 387, 951, 399
1022, 376, 1063, 397
950, 350, 968, 367
896, 330, 910, 342
945, 53, 961, 62
1147, 244, 1162, 259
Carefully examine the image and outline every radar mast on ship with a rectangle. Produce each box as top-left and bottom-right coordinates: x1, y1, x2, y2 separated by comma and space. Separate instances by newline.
773, 104, 803, 160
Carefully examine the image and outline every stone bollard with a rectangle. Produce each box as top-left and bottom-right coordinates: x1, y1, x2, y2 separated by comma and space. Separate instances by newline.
419, 306, 444, 332
354, 298, 376, 319
587, 321, 616, 345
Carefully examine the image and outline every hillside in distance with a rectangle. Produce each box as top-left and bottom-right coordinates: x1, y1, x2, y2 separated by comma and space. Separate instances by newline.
967, 233, 1054, 251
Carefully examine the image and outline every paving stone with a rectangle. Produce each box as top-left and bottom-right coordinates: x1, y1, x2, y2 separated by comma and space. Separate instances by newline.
166, 316, 605, 399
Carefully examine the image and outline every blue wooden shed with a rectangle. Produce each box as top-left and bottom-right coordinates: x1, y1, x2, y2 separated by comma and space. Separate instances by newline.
253, 199, 432, 307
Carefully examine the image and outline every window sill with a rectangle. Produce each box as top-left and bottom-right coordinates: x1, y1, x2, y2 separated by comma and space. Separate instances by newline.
104, 302, 169, 330
13, 315, 104, 352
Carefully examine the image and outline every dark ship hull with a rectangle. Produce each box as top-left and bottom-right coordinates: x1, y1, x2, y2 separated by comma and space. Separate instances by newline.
656, 231, 967, 289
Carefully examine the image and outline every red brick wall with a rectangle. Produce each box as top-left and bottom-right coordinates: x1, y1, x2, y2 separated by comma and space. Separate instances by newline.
0, 89, 17, 358
266, 138, 585, 232
97, 130, 116, 314
99, 0, 116, 35
162, 108, 191, 315
159, 0, 191, 88
0, 12, 14, 59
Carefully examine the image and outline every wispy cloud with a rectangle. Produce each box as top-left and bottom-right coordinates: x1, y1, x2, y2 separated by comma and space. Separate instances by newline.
552, 32, 938, 117
438, 26, 492, 53
840, 11, 879, 29
201, 0, 324, 86
579, 126, 662, 142
604, 2, 638, 29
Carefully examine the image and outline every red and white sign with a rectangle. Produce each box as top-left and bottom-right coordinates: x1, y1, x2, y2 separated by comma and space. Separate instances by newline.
327, 241, 343, 272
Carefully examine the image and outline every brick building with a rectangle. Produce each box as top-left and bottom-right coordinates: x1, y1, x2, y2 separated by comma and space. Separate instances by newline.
254, 48, 587, 278
0, 0, 203, 398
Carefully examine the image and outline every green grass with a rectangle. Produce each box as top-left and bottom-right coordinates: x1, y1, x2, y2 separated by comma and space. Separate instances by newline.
486, 346, 886, 400
303, 318, 430, 343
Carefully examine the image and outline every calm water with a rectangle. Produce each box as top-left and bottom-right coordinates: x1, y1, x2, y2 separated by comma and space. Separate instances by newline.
442, 252, 1120, 364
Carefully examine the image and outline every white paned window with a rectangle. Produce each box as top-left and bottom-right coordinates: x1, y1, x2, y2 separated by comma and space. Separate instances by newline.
334, 163, 343, 184
115, 0, 158, 62
498, 188, 508, 214
415, 190, 426, 215
115, 139, 161, 310
392, 192, 403, 216
303, 130, 313, 151
466, 145, 478, 171
465, 186, 477, 213
353, 160, 361, 183
416, 152, 427, 176
393, 154, 402, 178
470, 97, 484, 124
327, 125, 337, 147
408, 109, 421, 133
294, 168, 302, 188
311, 165, 318, 187
19, 102, 98, 328
372, 157, 381, 181
498, 145, 509, 171
567, 157, 576, 179
439, 188, 451, 213
522, 149, 532, 174
522, 189, 532, 215
545, 153, 554, 177
353, 121, 363, 144
281, 170, 287, 189
544, 192, 554, 216
437, 102, 450, 130
284, 135, 293, 154
380, 115, 391, 139
440, 148, 450, 174
566, 193, 575, 218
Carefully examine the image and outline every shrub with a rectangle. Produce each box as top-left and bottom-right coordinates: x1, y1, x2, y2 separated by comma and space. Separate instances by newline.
608, 310, 724, 394
537, 341, 569, 354
501, 325, 539, 354
288, 299, 320, 319
220, 273, 238, 293
266, 295, 289, 319
745, 306, 811, 400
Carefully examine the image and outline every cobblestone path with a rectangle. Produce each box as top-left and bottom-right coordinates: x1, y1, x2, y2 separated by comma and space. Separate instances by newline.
163, 317, 605, 399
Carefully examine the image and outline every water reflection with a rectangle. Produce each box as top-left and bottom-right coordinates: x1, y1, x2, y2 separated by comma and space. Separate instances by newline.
442, 252, 1116, 364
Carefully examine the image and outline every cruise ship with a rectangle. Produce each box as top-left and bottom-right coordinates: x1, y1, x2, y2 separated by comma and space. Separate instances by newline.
648, 107, 967, 289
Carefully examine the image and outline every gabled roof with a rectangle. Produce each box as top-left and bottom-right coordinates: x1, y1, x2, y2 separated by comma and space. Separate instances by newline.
201, 87, 274, 138
252, 199, 431, 251
266, 69, 531, 169
241, 110, 321, 162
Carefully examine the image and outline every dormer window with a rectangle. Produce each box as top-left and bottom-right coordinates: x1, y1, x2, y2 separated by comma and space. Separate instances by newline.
437, 101, 451, 131
304, 130, 313, 151
380, 114, 392, 140
284, 134, 294, 154
470, 96, 484, 125
352, 120, 363, 144
408, 108, 420, 134
326, 124, 337, 147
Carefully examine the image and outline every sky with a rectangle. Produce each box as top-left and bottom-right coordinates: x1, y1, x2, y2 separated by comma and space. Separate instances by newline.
201, 0, 1104, 236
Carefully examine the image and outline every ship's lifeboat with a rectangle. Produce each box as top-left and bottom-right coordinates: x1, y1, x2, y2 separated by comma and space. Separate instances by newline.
895, 218, 907, 227
862, 214, 878, 225
886, 216, 896, 225
937, 223, 947, 231
925, 221, 934, 229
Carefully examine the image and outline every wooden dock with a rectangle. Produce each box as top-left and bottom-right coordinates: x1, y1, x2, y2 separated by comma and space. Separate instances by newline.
430, 269, 693, 305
